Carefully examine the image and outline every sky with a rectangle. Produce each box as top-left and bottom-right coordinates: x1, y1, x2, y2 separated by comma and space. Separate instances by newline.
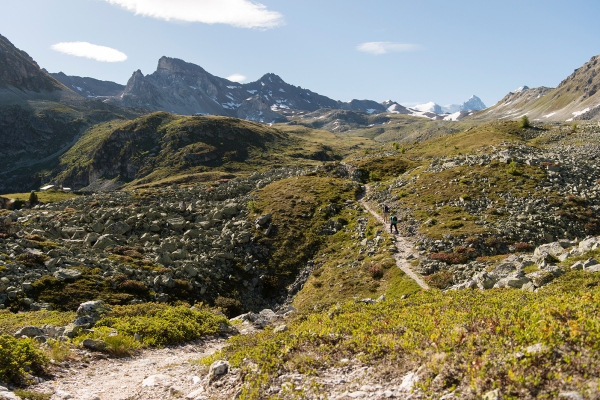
1, 0, 600, 108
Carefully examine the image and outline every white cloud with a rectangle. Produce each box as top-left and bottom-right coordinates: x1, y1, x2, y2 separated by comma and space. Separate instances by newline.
105, 0, 284, 29
357, 42, 420, 55
226, 73, 247, 83
51, 42, 127, 62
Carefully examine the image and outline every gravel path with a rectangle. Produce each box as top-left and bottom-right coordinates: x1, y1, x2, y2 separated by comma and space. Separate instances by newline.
359, 186, 429, 290
29, 337, 229, 400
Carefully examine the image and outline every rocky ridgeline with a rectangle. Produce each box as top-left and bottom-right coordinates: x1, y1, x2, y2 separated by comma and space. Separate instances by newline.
0, 167, 310, 312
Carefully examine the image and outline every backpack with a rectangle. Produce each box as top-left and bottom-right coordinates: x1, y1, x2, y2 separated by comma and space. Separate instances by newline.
391, 216, 397, 223
383, 205, 389, 212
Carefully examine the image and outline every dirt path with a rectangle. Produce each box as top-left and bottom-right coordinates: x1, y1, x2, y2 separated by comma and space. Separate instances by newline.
358, 186, 430, 290
30, 336, 232, 400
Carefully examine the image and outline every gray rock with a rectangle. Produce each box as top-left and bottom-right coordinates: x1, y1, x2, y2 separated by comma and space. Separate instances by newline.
53, 268, 82, 282
586, 264, 600, 273
91, 220, 105, 233
93, 234, 116, 250
208, 360, 229, 380
255, 213, 272, 227
534, 242, 565, 261
83, 232, 100, 246
14, 326, 44, 338
77, 300, 112, 317
222, 203, 239, 215
62, 323, 82, 338
168, 218, 185, 230
482, 389, 501, 400
473, 271, 498, 289
578, 236, 600, 252
570, 261, 584, 270
104, 221, 131, 235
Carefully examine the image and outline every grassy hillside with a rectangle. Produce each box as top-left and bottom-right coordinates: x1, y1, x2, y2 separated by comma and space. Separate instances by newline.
51, 113, 374, 190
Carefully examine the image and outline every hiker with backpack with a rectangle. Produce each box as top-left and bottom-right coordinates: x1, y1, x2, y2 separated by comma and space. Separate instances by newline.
382, 203, 389, 221
390, 213, 399, 234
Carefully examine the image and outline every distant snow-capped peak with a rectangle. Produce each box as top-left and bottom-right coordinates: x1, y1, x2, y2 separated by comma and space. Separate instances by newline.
411, 102, 443, 114
442, 95, 486, 113
514, 86, 529, 93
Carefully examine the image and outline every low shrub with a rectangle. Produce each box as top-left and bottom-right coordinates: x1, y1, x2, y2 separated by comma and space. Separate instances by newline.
514, 242, 534, 252
507, 160, 521, 176
0, 335, 48, 385
214, 296, 243, 318
14, 389, 51, 400
424, 270, 455, 289
368, 265, 384, 279
95, 305, 228, 347
430, 252, 469, 265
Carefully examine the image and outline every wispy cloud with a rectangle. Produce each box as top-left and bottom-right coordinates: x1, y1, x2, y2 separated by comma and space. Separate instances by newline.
51, 42, 128, 62
357, 42, 420, 55
105, 0, 284, 29
226, 73, 247, 83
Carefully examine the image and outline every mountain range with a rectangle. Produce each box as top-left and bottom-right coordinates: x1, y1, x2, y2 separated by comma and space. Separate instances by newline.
50, 56, 486, 123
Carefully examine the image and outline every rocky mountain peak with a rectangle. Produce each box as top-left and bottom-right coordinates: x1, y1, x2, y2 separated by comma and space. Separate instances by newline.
157, 56, 206, 75
259, 73, 285, 85
0, 33, 66, 93
461, 95, 486, 111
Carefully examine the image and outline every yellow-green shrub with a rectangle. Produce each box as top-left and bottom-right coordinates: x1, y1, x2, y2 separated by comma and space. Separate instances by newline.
0, 335, 48, 385
95, 305, 228, 347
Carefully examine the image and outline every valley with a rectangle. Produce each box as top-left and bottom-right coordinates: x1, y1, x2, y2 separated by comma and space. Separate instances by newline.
0, 31, 600, 400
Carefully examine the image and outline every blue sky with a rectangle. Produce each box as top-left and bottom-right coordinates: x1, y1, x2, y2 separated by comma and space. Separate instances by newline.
1, 0, 599, 107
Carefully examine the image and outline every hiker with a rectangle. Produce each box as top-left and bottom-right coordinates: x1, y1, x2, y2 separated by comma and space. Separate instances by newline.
382, 203, 389, 220
390, 214, 399, 234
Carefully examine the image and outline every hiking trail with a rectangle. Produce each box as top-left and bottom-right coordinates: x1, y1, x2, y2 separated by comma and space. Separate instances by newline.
358, 186, 430, 290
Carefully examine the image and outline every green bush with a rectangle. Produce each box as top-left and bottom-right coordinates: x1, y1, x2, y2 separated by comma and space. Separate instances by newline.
519, 115, 530, 129
0, 335, 48, 385
507, 160, 521, 176
95, 305, 228, 347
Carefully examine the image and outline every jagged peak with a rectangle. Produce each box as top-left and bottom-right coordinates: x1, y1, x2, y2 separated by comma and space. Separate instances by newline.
259, 72, 285, 84
156, 56, 206, 74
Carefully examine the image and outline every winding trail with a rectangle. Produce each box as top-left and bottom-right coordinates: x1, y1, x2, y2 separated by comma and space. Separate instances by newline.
358, 186, 430, 290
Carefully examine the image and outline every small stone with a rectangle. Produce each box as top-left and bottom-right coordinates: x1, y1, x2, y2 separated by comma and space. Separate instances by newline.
142, 374, 171, 387
482, 389, 501, 400
208, 360, 229, 380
